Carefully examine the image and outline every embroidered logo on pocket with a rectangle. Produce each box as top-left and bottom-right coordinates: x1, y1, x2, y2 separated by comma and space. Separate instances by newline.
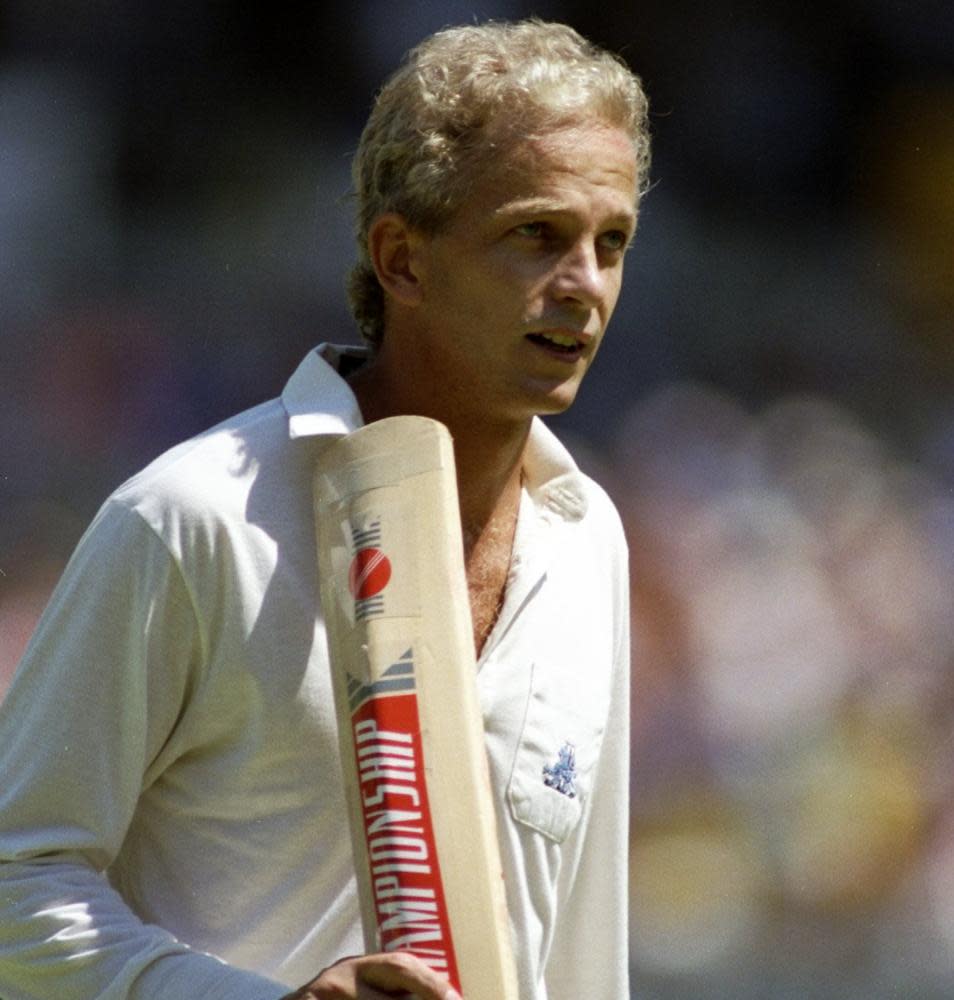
542, 741, 577, 798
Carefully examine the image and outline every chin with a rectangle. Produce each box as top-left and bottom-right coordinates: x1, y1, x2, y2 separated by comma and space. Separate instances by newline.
493, 376, 585, 423
528, 387, 581, 418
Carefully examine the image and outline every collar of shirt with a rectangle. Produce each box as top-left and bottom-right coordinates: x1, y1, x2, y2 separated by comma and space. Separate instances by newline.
281, 343, 589, 523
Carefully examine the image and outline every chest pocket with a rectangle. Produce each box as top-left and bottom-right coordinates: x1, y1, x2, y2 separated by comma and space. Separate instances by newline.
507, 660, 606, 843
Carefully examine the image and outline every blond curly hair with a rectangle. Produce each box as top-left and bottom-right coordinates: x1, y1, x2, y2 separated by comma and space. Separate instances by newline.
347, 18, 652, 344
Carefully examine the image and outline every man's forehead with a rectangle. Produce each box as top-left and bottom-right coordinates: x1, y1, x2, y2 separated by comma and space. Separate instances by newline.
481, 124, 640, 212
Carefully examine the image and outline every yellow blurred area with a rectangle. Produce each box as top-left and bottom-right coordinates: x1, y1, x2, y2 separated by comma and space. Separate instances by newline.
630, 800, 765, 974
777, 712, 925, 912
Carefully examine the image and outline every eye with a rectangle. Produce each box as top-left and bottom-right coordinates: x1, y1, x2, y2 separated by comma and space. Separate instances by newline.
598, 229, 630, 252
514, 221, 547, 238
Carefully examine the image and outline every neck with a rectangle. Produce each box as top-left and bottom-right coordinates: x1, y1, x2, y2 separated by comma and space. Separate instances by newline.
348, 352, 530, 546
453, 423, 528, 551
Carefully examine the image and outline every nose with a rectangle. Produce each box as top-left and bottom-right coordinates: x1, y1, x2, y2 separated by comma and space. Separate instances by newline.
551, 241, 606, 311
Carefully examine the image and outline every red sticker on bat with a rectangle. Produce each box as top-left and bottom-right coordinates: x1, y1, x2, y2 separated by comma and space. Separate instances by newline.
352, 691, 461, 991
349, 547, 392, 600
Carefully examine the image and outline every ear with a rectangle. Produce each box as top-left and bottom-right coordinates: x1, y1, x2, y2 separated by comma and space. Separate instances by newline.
367, 213, 427, 307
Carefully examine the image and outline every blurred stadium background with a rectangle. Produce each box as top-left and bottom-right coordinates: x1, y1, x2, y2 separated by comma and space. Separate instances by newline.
1, 2, 952, 996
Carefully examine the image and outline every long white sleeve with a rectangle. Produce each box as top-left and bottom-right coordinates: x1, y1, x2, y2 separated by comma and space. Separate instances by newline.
0, 501, 288, 1000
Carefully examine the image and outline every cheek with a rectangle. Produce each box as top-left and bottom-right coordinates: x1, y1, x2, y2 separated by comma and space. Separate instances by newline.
519, 266, 558, 307
478, 265, 543, 319
450, 258, 509, 299
602, 272, 625, 317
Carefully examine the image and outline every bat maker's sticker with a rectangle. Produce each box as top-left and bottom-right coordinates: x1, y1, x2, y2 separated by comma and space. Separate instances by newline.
350, 648, 462, 992
348, 518, 391, 621
339, 493, 421, 625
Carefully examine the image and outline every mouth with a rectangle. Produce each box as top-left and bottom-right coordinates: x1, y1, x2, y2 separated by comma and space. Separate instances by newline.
525, 330, 588, 361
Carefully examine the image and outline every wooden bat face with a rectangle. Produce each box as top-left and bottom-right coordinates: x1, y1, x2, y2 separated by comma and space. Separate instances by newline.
314, 417, 519, 999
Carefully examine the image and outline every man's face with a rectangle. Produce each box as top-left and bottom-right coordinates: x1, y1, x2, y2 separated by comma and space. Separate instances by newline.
407, 122, 639, 426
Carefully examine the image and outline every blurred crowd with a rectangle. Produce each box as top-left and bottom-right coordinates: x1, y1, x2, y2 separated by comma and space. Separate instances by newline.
615, 385, 954, 997
1, 1, 952, 996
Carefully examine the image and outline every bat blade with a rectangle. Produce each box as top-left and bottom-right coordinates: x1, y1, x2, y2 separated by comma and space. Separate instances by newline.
313, 415, 519, 1000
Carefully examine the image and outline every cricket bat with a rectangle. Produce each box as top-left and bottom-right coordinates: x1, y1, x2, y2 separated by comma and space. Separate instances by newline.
313, 416, 519, 999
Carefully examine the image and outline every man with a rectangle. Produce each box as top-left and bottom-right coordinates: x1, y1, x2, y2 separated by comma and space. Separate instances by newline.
0, 19, 649, 1000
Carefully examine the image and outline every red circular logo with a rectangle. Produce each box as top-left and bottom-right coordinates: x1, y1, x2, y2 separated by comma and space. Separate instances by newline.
348, 547, 392, 600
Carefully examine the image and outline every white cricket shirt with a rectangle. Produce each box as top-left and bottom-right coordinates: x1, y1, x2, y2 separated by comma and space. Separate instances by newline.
0, 345, 630, 999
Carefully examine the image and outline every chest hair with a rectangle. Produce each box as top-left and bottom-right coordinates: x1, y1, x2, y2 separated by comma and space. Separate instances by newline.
464, 504, 519, 656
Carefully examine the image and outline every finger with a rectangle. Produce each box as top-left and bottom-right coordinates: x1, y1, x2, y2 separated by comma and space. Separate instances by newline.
356, 953, 461, 1000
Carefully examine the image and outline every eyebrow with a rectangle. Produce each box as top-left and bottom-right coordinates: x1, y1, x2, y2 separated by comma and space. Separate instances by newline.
495, 197, 636, 230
